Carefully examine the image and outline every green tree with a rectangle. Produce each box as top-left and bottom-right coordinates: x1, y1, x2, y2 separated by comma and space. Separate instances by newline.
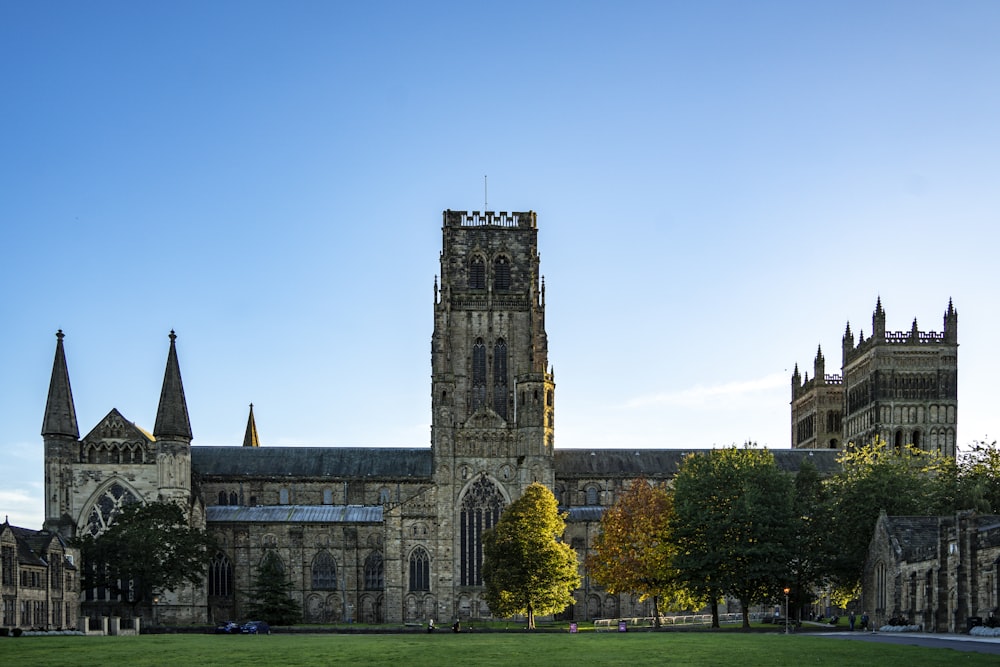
586, 479, 695, 626
245, 551, 302, 626
482, 482, 581, 629
672, 446, 795, 629
75, 501, 215, 617
786, 458, 836, 621
825, 439, 944, 593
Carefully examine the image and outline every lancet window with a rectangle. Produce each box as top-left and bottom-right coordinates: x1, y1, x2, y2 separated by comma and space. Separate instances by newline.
459, 476, 505, 586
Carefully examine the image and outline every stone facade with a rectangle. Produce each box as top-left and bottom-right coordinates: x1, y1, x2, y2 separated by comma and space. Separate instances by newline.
0, 520, 80, 630
792, 298, 958, 454
864, 512, 1000, 632
40, 209, 840, 626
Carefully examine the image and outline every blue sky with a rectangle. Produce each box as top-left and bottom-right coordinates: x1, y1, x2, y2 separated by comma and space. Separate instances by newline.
3, 1, 999, 528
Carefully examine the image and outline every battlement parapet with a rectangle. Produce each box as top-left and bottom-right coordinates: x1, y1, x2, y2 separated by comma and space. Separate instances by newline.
443, 210, 535, 228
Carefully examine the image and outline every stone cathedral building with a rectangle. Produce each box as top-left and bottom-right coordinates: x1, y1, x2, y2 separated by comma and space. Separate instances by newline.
791, 298, 958, 454
40, 209, 838, 627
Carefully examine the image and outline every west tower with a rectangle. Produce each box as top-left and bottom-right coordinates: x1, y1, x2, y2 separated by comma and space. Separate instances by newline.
430, 210, 555, 618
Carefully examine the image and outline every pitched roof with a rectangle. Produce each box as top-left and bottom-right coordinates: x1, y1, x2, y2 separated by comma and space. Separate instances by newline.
41, 330, 79, 438
554, 448, 840, 479
192, 446, 433, 479
154, 331, 192, 441
206, 505, 382, 524
882, 516, 943, 562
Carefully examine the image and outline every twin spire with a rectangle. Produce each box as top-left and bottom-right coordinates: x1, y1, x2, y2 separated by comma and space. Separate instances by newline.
43, 330, 260, 447
42, 330, 192, 443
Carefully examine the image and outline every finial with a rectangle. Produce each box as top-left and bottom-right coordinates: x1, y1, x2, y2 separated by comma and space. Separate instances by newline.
169, 329, 177, 342
56, 329, 64, 341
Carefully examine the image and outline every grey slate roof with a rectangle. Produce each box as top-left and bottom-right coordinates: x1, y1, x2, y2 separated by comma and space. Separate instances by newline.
207, 505, 383, 524
565, 506, 606, 523
192, 446, 433, 479
554, 448, 840, 478
883, 516, 943, 562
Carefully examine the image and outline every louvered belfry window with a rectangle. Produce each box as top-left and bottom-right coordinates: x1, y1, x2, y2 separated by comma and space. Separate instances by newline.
493, 256, 510, 291
472, 338, 486, 410
469, 256, 485, 289
493, 338, 508, 419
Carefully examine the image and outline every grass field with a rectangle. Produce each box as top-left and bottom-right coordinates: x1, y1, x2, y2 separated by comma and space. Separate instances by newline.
0, 631, 995, 667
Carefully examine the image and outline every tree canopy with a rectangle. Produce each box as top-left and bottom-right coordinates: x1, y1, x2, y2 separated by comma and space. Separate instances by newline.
75, 501, 215, 613
482, 482, 580, 629
825, 439, 947, 592
245, 551, 302, 626
671, 446, 795, 629
586, 478, 694, 625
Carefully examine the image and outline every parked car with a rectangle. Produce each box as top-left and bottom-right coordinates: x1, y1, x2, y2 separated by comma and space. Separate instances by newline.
240, 620, 271, 635
215, 621, 240, 634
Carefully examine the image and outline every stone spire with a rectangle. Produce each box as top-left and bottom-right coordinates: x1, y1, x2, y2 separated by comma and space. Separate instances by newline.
154, 330, 192, 442
41, 330, 79, 438
243, 403, 261, 447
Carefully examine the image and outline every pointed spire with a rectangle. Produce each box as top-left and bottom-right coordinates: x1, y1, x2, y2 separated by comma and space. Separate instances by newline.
872, 297, 886, 340
243, 403, 261, 447
944, 298, 958, 343
154, 330, 192, 442
42, 330, 79, 438
910, 317, 920, 341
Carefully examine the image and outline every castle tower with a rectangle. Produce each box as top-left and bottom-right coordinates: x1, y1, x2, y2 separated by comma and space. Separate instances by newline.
790, 345, 843, 449
430, 209, 555, 618
841, 299, 958, 454
153, 331, 193, 504
42, 330, 80, 537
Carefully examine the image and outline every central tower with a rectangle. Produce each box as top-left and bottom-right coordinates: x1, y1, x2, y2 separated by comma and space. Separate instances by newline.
430, 209, 555, 618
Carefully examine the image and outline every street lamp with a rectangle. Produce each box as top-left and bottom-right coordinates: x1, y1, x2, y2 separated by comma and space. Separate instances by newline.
783, 588, 790, 635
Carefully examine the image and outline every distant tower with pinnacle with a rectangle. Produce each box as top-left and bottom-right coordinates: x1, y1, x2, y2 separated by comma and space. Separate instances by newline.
429, 210, 555, 615
792, 298, 958, 455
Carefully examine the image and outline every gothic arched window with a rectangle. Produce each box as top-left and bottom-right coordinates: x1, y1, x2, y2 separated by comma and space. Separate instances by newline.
469, 256, 485, 289
472, 338, 487, 411
311, 551, 337, 591
493, 338, 508, 419
364, 551, 384, 590
85, 483, 139, 537
218, 491, 227, 505
459, 476, 505, 586
208, 552, 233, 597
230, 491, 238, 505
409, 547, 430, 592
493, 256, 510, 291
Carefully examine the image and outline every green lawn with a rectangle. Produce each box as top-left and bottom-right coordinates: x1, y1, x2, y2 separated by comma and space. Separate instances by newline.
1, 631, 995, 667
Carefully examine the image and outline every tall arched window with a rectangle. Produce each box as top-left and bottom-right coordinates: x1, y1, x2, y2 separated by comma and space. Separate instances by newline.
85, 483, 139, 537
459, 476, 505, 586
472, 338, 487, 411
208, 552, 233, 597
409, 547, 430, 592
493, 338, 508, 419
364, 551, 384, 590
493, 256, 510, 291
218, 491, 227, 505
311, 551, 337, 590
469, 256, 485, 289
229, 491, 238, 505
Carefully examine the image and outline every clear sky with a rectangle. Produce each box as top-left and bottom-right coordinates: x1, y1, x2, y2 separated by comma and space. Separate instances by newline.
3, 1, 999, 528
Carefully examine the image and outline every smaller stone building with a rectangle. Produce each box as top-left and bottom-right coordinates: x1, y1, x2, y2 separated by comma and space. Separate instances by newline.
0, 520, 80, 630
864, 512, 1000, 633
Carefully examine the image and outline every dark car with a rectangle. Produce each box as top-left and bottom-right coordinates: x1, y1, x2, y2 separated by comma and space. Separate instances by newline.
240, 620, 271, 635
215, 621, 240, 634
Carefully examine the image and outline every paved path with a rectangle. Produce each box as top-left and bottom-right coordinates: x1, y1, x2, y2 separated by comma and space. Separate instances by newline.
816, 631, 1000, 656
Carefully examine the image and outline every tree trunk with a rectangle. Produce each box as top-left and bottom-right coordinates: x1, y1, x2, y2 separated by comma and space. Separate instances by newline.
653, 595, 661, 628
527, 602, 535, 630
741, 598, 750, 629
711, 599, 720, 628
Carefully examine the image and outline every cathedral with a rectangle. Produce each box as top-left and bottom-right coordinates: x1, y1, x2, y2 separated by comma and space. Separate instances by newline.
38, 209, 839, 627
791, 298, 958, 454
